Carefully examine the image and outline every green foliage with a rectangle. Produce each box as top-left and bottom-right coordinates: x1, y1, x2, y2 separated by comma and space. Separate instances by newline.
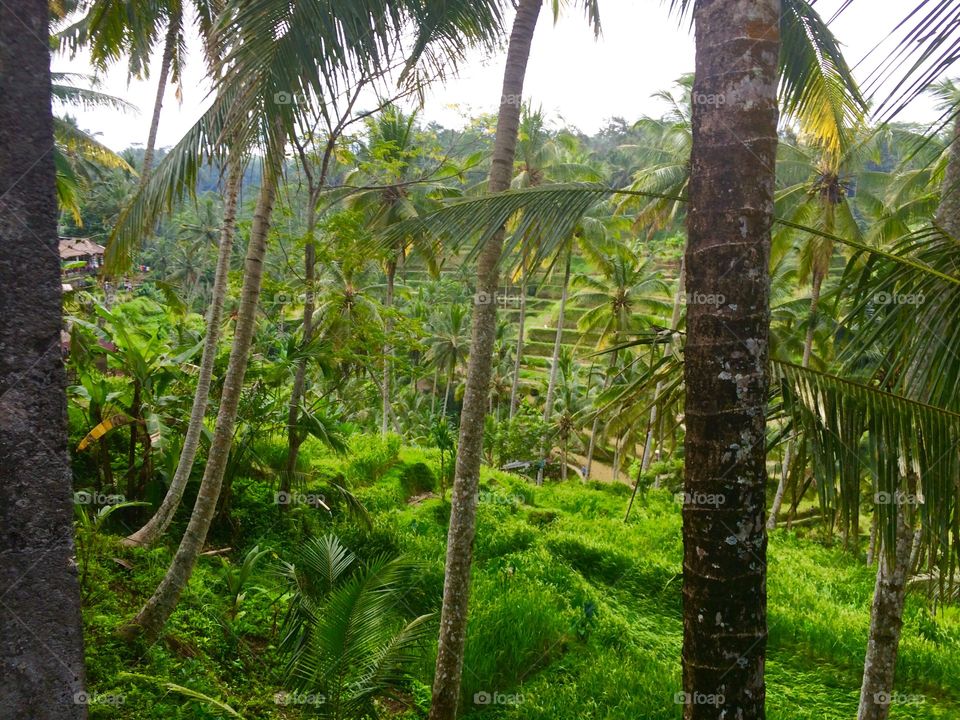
277, 535, 434, 720
345, 434, 402, 486
399, 461, 436, 498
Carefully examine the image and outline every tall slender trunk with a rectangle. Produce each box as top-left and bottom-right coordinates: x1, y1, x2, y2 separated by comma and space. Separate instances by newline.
140, 21, 177, 186
936, 114, 960, 238
645, 258, 684, 476
856, 502, 915, 720
682, 2, 779, 718
126, 379, 142, 499
125, 160, 242, 547
508, 260, 528, 418
1, 2, 87, 712
123, 159, 279, 641
429, 1, 542, 717
284, 193, 319, 479
382, 259, 397, 436
442, 371, 452, 417
585, 347, 619, 479
770, 268, 821, 529
801, 269, 824, 368
431, 365, 440, 414
536, 245, 572, 485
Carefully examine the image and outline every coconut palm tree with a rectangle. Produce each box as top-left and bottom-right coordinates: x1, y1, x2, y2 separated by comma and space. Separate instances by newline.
58, 0, 223, 183
0, 0, 87, 713
573, 244, 669, 478
123, 0, 506, 640
676, 1, 781, 715
426, 303, 471, 417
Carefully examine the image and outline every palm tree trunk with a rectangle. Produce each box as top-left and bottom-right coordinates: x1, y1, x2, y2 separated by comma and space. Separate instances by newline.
382, 259, 397, 436
645, 258, 684, 476
509, 261, 528, 418
442, 371, 452, 417
431, 365, 440, 414
125, 159, 242, 547
682, 2, 779, 717
140, 21, 177, 186
126, 379, 142, 498
585, 347, 619, 479
770, 268, 822, 529
284, 192, 319, 478
0, 2, 87, 709
536, 244, 572, 485
429, 1, 542, 717
802, 269, 824, 367
856, 504, 915, 720
936, 114, 960, 238
123, 158, 279, 641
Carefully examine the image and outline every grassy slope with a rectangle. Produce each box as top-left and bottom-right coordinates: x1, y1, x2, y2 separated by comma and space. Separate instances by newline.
80, 437, 960, 719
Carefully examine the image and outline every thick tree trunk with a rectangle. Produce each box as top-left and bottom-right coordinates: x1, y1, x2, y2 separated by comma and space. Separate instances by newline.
536, 245, 572, 485
428, 1, 542, 717
0, 2, 88, 713
936, 114, 960, 238
381, 260, 397, 436
123, 160, 279, 641
140, 21, 177, 186
856, 505, 914, 720
125, 160, 242, 547
681, 2, 780, 719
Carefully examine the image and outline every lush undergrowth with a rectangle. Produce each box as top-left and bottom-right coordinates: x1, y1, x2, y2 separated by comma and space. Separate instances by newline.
80, 435, 960, 719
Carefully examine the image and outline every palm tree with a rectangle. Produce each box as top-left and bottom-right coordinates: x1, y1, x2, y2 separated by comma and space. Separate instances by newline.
279, 536, 433, 720
120, 0, 506, 640
574, 244, 669, 478
124, 158, 243, 548
427, 303, 471, 417
59, 0, 222, 183
677, 0, 780, 716
348, 105, 452, 435
429, 1, 549, 716
0, 0, 87, 712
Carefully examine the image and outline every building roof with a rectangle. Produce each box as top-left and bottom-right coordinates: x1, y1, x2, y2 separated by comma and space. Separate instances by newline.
60, 237, 105, 260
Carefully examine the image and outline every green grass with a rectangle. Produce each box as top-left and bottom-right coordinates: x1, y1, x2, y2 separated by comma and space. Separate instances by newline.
81, 438, 960, 719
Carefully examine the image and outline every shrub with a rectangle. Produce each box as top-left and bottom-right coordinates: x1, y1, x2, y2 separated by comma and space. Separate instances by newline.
345, 434, 402, 486
399, 462, 436, 498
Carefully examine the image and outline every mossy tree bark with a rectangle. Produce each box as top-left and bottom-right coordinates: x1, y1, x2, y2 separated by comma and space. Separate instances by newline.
0, 1, 87, 714
428, 0, 542, 717
681, 1, 780, 718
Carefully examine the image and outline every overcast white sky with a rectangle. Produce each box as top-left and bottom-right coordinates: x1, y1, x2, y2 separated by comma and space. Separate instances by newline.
56, 1, 951, 153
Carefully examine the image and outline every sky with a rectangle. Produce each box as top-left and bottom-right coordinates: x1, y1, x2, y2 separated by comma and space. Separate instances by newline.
56, 1, 951, 153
